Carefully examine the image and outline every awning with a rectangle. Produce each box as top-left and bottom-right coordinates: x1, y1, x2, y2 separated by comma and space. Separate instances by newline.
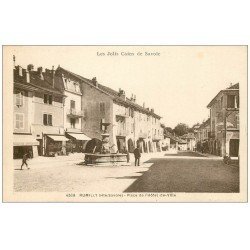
47, 135, 69, 142
13, 134, 39, 146
67, 133, 91, 141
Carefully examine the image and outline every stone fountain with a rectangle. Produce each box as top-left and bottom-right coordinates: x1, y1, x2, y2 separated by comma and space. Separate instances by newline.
84, 121, 128, 165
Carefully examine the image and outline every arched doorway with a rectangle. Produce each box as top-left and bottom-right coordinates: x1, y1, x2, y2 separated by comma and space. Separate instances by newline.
127, 138, 134, 153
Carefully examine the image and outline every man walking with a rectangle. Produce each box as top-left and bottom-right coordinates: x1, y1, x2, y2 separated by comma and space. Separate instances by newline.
133, 146, 141, 166
20, 153, 30, 170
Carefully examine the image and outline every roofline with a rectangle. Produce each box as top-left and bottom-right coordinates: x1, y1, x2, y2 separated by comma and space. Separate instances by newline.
57, 66, 162, 119
207, 88, 239, 108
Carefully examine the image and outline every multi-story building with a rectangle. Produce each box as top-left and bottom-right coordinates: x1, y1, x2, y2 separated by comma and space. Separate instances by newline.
55, 67, 91, 152
207, 83, 239, 157
58, 67, 163, 153
13, 66, 40, 158
13, 64, 68, 158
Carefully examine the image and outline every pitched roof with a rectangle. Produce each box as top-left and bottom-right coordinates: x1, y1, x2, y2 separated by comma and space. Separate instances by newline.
207, 83, 239, 108
14, 66, 65, 96
57, 66, 162, 119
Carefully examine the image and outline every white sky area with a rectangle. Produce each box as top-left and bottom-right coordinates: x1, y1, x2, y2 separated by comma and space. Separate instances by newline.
11, 46, 247, 128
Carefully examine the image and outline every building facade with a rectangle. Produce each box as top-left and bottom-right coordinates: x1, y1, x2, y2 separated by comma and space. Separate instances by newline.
13, 65, 68, 158
57, 67, 164, 154
207, 83, 239, 157
13, 64, 164, 158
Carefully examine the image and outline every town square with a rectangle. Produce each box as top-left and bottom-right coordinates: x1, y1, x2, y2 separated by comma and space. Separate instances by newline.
8, 46, 243, 195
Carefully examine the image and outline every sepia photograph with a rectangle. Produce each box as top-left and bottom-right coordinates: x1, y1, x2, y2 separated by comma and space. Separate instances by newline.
2, 45, 247, 202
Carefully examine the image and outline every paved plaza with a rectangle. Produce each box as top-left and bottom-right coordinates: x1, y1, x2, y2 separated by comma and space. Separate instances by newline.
14, 151, 239, 193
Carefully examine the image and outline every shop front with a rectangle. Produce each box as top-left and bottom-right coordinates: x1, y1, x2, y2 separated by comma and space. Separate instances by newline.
13, 133, 39, 159
45, 134, 69, 156
66, 132, 91, 153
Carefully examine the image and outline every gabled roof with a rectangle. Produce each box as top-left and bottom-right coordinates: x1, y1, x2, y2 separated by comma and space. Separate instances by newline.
207, 83, 239, 108
57, 66, 162, 119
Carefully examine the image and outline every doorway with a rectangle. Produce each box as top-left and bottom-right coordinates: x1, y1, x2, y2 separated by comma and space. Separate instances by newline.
229, 139, 239, 157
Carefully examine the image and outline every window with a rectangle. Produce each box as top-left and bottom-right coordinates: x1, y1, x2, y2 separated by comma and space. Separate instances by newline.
16, 91, 24, 106
100, 102, 105, 114
15, 113, 24, 129
75, 83, 80, 93
227, 95, 238, 108
44, 94, 53, 104
70, 118, 76, 128
70, 100, 75, 109
43, 114, 52, 126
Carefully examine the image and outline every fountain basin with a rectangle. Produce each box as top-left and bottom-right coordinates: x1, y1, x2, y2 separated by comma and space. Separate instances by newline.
84, 153, 127, 165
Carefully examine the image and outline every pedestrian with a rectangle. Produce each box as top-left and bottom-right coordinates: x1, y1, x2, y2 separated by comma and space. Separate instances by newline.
124, 148, 130, 163
20, 153, 30, 170
133, 146, 141, 166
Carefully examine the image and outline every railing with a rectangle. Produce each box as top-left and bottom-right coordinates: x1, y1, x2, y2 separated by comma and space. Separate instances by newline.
67, 109, 85, 117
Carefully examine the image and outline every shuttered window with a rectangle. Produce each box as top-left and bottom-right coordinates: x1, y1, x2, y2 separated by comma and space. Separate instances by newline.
43, 114, 52, 126
44, 94, 53, 104
16, 91, 24, 106
15, 113, 24, 129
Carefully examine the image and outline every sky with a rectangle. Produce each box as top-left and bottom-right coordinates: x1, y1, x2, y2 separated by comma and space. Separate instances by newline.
9, 46, 247, 128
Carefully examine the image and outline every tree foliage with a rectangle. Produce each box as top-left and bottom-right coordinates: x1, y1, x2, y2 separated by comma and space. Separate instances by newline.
173, 123, 189, 136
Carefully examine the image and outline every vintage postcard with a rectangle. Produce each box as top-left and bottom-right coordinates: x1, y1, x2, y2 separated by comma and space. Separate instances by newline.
2, 45, 248, 202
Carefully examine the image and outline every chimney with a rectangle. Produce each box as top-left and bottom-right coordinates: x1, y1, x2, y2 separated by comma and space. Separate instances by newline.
92, 77, 98, 87
118, 89, 126, 99
52, 66, 55, 88
151, 108, 154, 113
37, 67, 44, 80
27, 64, 34, 71
25, 69, 30, 83
18, 66, 23, 76
134, 95, 136, 102
143, 102, 145, 108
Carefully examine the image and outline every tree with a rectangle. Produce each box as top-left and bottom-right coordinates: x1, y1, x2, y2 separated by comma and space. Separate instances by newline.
165, 127, 173, 133
173, 123, 189, 136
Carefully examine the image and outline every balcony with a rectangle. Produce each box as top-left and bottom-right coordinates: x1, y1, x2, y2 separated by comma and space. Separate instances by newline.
67, 109, 85, 118
152, 135, 162, 141
138, 132, 147, 139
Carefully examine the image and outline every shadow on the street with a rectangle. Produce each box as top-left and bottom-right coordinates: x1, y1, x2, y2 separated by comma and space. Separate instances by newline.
106, 176, 138, 180
124, 157, 240, 193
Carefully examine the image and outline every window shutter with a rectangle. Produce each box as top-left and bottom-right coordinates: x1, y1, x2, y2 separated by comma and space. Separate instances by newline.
16, 92, 23, 106
19, 117, 24, 128
43, 114, 47, 125
48, 115, 52, 125
15, 114, 20, 128
44, 94, 47, 104
49, 95, 53, 104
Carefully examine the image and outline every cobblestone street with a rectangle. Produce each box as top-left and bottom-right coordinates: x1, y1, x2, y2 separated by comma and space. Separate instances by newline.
14, 151, 239, 193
